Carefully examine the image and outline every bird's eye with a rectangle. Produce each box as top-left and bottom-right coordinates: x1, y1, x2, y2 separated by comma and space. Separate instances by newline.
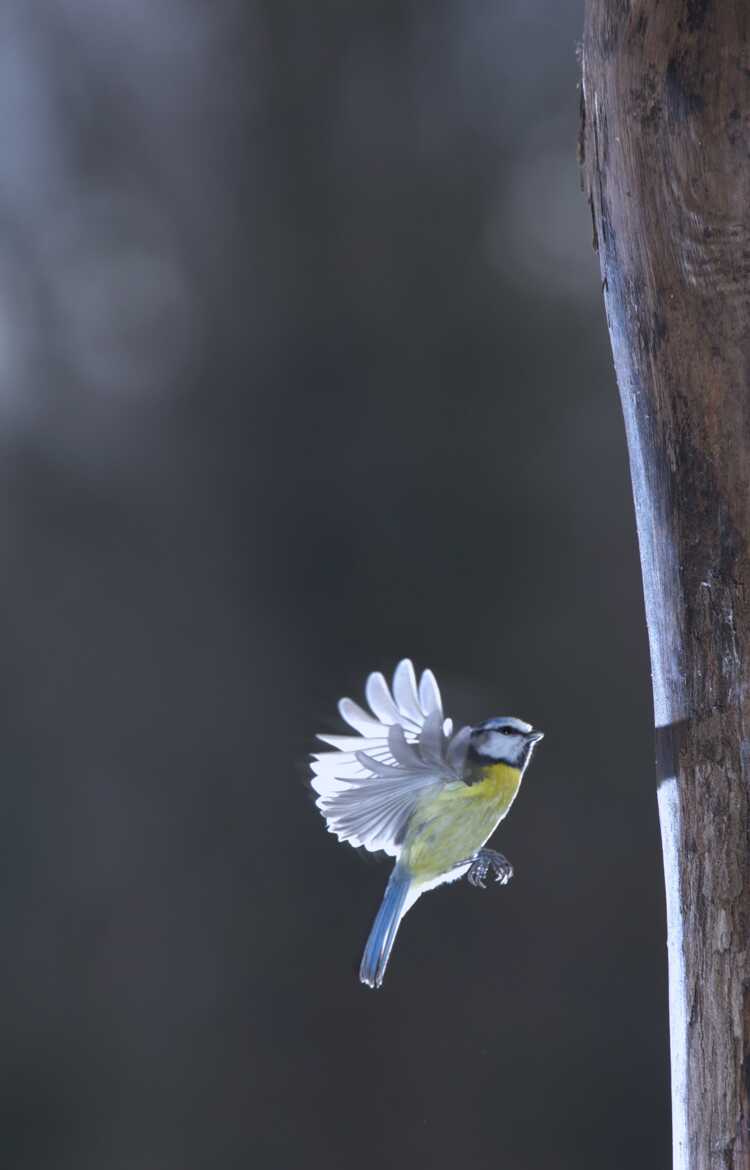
501, 727, 515, 736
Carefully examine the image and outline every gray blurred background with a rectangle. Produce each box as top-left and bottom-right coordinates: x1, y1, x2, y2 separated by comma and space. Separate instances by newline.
0, 3, 667, 1168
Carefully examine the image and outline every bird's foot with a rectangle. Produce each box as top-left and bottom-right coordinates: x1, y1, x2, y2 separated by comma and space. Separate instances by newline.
466, 849, 513, 889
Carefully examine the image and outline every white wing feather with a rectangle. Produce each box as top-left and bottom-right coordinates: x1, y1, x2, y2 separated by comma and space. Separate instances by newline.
311, 659, 470, 858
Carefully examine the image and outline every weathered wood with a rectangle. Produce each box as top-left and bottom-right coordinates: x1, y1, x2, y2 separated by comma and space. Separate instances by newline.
580, 4, 750, 1169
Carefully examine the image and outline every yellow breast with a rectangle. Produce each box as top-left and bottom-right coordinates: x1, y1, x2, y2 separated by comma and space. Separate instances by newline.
465, 761, 523, 809
402, 762, 523, 882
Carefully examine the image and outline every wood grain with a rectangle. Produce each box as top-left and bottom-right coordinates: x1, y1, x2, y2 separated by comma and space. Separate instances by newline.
580, 4, 750, 1168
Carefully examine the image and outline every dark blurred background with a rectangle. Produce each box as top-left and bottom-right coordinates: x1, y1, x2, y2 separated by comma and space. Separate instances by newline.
0, 3, 667, 1168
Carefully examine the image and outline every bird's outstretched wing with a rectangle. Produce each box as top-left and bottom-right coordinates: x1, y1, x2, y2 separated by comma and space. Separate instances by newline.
311, 659, 471, 857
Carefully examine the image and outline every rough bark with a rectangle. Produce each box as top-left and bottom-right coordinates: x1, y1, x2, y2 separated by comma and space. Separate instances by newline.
580, 4, 750, 1169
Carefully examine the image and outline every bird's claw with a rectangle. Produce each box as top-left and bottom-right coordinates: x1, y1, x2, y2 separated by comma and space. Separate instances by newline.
466, 849, 513, 889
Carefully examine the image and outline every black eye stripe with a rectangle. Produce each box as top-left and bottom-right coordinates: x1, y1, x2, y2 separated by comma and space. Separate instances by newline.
479, 724, 526, 737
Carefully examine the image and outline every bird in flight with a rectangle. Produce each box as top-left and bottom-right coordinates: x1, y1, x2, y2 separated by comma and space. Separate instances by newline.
310, 659, 543, 988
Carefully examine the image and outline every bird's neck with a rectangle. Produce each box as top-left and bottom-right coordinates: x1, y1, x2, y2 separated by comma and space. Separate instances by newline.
464, 757, 523, 803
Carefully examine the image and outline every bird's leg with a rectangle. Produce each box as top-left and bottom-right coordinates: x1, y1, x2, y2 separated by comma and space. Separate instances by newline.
466, 849, 513, 889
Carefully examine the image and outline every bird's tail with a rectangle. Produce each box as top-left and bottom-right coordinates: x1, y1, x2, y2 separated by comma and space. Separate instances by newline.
359, 870, 413, 989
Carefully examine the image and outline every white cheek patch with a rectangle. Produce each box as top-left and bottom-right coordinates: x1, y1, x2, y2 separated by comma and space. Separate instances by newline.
482, 731, 507, 757
480, 731, 525, 760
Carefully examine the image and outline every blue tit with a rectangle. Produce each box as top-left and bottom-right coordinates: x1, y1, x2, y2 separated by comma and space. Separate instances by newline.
310, 659, 543, 989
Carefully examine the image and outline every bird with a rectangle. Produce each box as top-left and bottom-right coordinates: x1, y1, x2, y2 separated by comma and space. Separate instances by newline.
310, 658, 543, 988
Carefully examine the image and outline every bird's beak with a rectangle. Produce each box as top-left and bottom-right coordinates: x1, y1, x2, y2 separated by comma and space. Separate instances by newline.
528, 729, 544, 743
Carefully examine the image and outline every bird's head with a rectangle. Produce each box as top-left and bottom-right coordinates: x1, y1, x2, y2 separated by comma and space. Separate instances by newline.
468, 716, 544, 769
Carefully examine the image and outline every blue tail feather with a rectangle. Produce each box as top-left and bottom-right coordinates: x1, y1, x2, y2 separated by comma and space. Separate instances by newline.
359, 870, 411, 989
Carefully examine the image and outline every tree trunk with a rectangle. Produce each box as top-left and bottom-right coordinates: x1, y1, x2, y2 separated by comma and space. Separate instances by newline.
580, 4, 750, 1169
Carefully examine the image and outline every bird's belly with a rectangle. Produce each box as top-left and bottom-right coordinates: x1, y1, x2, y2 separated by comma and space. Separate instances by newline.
402, 763, 522, 883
